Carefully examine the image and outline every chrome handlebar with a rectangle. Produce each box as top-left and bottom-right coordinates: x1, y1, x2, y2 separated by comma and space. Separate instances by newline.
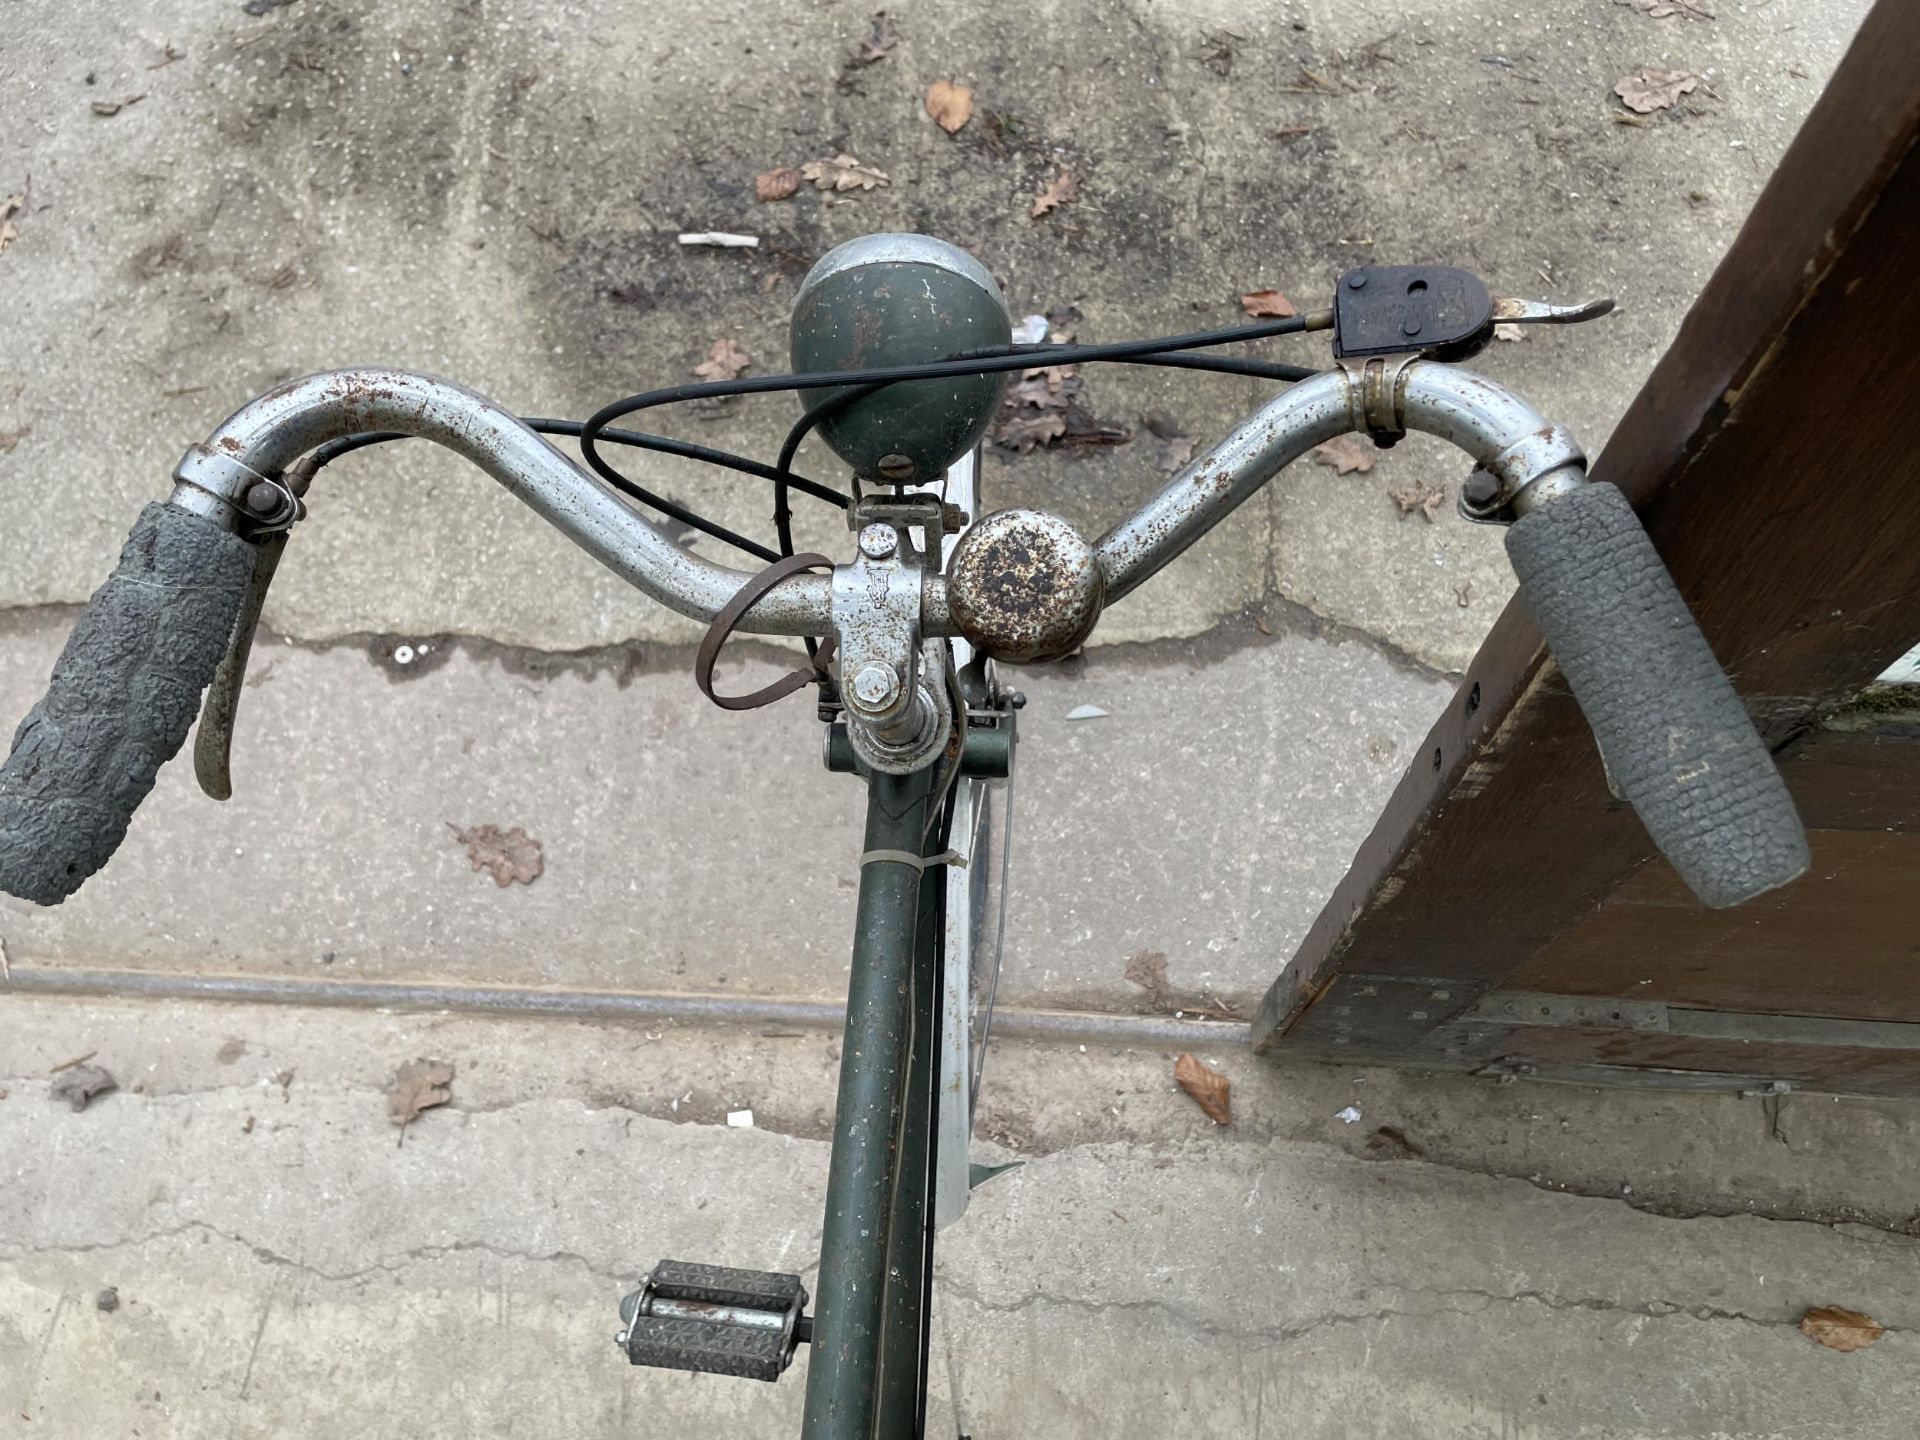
167, 361, 1584, 650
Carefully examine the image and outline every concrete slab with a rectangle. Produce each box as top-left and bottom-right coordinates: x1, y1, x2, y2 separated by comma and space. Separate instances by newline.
3, 997, 1916, 1438
0, 0, 1870, 668
0, 612, 1448, 1014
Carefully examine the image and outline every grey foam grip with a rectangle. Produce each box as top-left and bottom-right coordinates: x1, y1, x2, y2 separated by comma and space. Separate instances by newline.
0, 503, 255, 905
1506, 482, 1809, 909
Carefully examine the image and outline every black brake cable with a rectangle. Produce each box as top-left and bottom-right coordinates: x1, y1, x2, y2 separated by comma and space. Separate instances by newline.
767, 345, 1322, 562
577, 313, 1324, 525
303, 417, 851, 564
300, 311, 1324, 564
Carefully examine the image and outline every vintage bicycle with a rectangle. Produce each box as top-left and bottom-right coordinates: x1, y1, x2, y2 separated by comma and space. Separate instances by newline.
0, 234, 1808, 1438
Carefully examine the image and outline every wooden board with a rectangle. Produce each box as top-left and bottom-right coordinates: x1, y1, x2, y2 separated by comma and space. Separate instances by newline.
1253, 0, 1920, 1075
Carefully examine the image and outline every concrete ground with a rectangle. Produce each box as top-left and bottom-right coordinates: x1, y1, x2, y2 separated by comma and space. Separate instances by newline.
0, 0, 1901, 1435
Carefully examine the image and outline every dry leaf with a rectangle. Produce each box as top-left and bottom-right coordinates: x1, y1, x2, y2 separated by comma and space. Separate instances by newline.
1273, 125, 1314, 141
1147, 431, 1198, 474
0, 193, 21, 256
1239, 289, 1296, 318
925, 80, 973, 134
387, 1058, 454, 1129
755, 167, 801, 202
993, 411, 1067, 453
1006, 364, 1079, 409
854, 11, 900, 64
49, 1064, 117, 1112
693, 337, 751, 382
1614, 68, 1700, 113
1494, 322, 1528, 342
1198, 29, 1244, 77
1799, 1305, 1884, 1353
1390, 480, 1447, 522
1124, 951, 1169, 1007
1058, 411, 1130, 447
449, 823, 544, 887
0, 428, 26, 455
1030, 169, 1078, 220
802, 153, 891, 192
1174, 1053, 1231, 1125
1312, 435, 1377, 475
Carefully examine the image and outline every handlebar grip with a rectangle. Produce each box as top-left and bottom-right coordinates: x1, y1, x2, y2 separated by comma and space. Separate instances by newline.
0, 503, 256, 905
1505, 481, 1809, 909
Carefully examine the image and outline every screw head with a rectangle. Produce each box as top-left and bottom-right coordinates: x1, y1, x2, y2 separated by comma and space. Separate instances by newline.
1463, 469, 1503, 508
876, 453, 915, 481
244, 480, 284, 516
857, 524, 897, 560
850, 663, 899, 710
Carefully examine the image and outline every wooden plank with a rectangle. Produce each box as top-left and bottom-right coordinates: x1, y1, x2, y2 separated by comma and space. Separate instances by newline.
1486, 1028, 1920, 1102
1254, 0, 1920, 1055
1511, 829, 1920, 1024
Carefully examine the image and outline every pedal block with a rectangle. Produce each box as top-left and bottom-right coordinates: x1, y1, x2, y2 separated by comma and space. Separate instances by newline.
617, 1260, 810, 1383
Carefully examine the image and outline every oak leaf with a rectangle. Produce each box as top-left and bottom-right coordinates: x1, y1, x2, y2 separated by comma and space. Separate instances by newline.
1312, 436, 1376, 475
387, 1059, 454, 1129
449, 823, 544, 887
1614, 68, 1700, 113
1030, 169, 1078, 219
802, 153, 890, 192
693, 337, 751, 382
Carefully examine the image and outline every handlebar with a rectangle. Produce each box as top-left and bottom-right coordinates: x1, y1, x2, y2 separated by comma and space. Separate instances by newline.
0, 358, 1808, 910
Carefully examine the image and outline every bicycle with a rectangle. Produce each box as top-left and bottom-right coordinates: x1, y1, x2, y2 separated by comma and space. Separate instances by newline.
0, 233, 1809, 1439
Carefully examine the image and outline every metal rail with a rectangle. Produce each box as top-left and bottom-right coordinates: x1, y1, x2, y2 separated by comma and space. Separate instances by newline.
0, 966, 1253, 1050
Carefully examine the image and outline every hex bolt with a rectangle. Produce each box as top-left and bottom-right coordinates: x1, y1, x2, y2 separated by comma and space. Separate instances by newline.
244, 481, 283, 516
850, 663, 899, 710
857, 524, 897, 560
876, 453, 915, 482
1463, 469, 1503, 508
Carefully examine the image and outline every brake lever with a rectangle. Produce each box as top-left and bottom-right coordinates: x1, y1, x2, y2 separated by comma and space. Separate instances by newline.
192, 459, 310, 801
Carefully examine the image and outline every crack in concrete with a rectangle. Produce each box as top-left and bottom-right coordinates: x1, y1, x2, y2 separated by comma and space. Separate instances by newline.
15, 1080, 1920, 1242
0, 1220, 636, 1290
932, 1275, 1891, 1347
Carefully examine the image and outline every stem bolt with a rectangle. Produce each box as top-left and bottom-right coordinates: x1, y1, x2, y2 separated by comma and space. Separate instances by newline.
857, 524, 897, 560
850, 663, 899, 710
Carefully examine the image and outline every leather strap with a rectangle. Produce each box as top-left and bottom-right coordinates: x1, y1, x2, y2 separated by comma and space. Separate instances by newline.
694, 552, 837, 711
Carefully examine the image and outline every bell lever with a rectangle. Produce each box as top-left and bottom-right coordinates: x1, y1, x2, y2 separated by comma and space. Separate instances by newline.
1490, 295, 1617, 327
1332, 264, 1613, 364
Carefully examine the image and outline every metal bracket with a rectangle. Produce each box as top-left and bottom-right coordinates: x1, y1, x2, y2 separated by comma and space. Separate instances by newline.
1461, 990, 1669, 1032
830, 512, 955, 775
1335, 352, 1422, 447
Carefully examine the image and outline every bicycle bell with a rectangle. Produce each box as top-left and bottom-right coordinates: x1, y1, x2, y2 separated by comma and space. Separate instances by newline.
790, 234, 1011, 486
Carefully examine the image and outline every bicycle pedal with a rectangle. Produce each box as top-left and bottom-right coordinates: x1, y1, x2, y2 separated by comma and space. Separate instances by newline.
616, 1260, 812, 1383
